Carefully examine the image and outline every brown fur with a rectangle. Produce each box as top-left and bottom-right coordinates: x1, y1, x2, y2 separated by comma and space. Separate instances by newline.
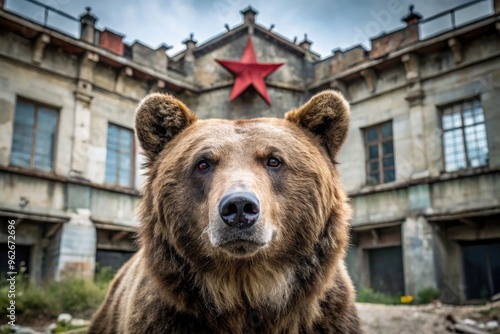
89, 91, 362, 334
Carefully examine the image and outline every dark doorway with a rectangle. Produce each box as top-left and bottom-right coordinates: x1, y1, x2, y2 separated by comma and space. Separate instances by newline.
0, 243, 31, 278
96, 249, 134, 272
368, 246, 405, 295
462, 239, 500, 300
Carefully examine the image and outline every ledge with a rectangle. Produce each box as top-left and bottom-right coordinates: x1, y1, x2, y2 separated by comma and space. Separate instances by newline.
0, 165, 141, 197
349, 166, 500, 198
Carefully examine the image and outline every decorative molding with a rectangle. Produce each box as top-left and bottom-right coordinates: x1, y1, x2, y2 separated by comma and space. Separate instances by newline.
150, 79, 166, 93
114, 66, 133, 92
405, 82, 425, 107
448, 38, 463, 64
78, 51, 99, 82
401, 53, 420, 81
32, 33, 50, 64
360, 68, 377, 93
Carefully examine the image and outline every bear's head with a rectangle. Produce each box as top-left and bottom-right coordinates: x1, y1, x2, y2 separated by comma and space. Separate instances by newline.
135, 91, 351, 310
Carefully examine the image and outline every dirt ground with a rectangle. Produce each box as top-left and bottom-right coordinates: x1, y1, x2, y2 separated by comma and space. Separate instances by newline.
357, 301, 500, 334
15, 302, 500, 333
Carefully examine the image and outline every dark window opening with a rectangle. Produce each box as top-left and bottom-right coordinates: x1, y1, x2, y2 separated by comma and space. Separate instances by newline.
364, 121, 395, 185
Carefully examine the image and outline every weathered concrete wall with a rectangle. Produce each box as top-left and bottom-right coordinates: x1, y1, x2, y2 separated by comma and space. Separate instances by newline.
350, 173, 500, 226
91, 189, 140, 226
186, 86, 305, 120
96, 229, 136, 252
401, 217, 437, 296
57, 209, 96, 281
446, 221, 500, 241
431, 173, 500, 214
351, 189, 409, 226
0, 172, 66, 216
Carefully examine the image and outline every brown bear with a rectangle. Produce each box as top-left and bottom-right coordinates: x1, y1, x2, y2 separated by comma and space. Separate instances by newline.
89, 91, 362, 334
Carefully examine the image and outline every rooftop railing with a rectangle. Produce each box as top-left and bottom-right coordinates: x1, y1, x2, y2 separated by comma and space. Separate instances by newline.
4, 0, 80, 38
419, 0, 494, 39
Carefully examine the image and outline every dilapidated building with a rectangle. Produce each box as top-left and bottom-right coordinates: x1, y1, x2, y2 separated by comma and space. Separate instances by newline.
0, 0, 499, 303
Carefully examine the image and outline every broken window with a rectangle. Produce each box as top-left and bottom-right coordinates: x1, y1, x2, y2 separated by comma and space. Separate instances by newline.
364, 121, 395, 185
441, 97, 488, 172
10, 99, 58, 172
105, 123, 134, 188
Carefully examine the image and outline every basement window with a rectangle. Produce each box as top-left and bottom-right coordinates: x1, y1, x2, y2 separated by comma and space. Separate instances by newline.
441, 97, 488, 172
105, 123, 134, 188
364, 121, 395, 185
10, 99, 58, 172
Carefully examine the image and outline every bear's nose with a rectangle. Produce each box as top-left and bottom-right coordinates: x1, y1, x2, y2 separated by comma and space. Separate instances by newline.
219, 192, 260, 229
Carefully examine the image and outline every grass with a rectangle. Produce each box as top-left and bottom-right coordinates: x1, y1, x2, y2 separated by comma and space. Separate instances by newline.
356, 287, 442, 305
356, 287, 402, 305
0, 267, 114, 322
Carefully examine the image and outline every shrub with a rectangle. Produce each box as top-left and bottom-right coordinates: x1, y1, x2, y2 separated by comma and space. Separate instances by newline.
417, 287, 440, 304
94, 265, 115, 287
0, 269, 116, 320
47, 278, 105, 313
356, 287, 402, 305
16, 284, 60, 317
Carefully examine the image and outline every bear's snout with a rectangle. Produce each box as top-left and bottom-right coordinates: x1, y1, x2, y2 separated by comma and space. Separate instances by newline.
207, 188, 274, 257
219, 191, 260, 229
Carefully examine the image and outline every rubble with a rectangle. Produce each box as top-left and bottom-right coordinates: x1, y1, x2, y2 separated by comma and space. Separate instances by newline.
358, 301, 500, 334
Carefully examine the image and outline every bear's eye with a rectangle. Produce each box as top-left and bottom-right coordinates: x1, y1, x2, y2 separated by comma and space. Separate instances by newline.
267, 157, 281, 168
197, 160, 211, 171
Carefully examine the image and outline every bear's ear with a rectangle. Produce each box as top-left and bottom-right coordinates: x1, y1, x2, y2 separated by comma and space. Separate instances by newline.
135, 93, 198, 160
285, 90, 350, 159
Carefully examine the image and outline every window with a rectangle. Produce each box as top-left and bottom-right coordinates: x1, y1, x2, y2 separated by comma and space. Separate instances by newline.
441, 97, 488, 172
10, 99, 58, 172
364, 122, 395, 185
105, 123, 134, 188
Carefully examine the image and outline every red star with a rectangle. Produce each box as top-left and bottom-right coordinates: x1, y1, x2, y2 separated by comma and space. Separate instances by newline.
215, 37, 284, 105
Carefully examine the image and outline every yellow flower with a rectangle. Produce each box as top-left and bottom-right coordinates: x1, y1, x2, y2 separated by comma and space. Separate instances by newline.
400, 295, 414, 304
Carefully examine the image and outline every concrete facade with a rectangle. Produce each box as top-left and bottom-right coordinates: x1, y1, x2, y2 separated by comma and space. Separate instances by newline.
0, 1, 499, 302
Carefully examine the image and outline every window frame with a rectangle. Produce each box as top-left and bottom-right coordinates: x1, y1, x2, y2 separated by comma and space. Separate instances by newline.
10, 97, 60, 172
104, 122, 136, 189
363, 121, 395, 185
439, 96, 488, 173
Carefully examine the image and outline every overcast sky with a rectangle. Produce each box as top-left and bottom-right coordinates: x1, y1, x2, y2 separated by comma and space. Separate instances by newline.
6, 0, 493, 57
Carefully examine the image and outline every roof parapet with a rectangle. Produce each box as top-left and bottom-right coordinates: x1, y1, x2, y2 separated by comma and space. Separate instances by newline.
131, 41, 170, 73
369, 5, 422, 59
